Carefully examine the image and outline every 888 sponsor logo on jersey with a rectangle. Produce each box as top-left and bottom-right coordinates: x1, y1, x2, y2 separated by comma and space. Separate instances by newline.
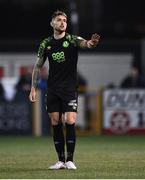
52, 51, 65, 63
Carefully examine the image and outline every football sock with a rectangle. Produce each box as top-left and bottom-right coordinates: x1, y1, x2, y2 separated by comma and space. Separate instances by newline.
52, 123, 65, 162
65, 123, 76, 162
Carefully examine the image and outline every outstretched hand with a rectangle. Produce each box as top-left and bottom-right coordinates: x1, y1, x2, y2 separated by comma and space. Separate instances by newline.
86, 33, 100, 48
90, 33, 100, 46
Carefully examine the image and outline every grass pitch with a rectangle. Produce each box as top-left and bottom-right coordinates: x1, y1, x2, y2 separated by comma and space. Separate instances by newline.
0, 135, 145, 179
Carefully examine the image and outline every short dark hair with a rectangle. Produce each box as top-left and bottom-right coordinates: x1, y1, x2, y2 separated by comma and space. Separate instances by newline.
51, 10, 67, 20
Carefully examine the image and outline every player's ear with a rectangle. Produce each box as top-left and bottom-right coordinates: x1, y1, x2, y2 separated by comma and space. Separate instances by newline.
50, 21, 54, 27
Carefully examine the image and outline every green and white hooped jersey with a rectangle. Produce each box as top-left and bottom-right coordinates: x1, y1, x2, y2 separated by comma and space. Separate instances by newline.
37, 33, 84, 90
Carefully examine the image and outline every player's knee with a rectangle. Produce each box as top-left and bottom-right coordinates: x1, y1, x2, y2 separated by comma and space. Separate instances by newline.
51, 117, 60, 125
49, 113, 61, 125
65, 112, 77, 124
66, 115, 76, 124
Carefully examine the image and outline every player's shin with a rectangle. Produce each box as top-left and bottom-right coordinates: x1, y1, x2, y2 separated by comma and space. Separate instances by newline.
65, 123, 76, 162
52, 123, 65, 162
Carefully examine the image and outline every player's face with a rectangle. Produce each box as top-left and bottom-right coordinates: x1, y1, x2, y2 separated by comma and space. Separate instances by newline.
52, 15, 67, 33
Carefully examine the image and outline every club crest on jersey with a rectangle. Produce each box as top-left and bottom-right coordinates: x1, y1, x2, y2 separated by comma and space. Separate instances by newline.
63, 41, 69, 48
47, 46, 51, 50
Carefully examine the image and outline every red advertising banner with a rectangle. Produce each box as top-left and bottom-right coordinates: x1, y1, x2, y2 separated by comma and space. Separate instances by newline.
103, 89, 145, 135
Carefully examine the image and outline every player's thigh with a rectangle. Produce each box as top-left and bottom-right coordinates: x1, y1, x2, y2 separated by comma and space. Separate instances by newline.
62, 90, 78, 113
62, 91, 78, 124
45, 90, 62, 113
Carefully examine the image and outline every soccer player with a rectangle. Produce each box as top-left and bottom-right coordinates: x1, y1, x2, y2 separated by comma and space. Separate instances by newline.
29, 10, 100, 170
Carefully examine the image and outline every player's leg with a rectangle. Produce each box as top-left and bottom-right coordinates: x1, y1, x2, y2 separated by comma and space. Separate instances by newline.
65, 112, 77, 162
48, 112, 66, 169
50, 112, 65, 163
61, 90, 78, 169
65, 112, 77, 169
46, 90, 65, 169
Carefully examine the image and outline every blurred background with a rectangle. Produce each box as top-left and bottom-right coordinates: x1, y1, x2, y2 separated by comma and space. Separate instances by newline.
0, 0, 145, 136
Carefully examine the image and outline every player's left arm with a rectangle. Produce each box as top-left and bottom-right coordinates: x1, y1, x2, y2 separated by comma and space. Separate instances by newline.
79, 33, 100, 48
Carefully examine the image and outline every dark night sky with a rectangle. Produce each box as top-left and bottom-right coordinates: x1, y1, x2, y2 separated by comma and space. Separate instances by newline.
0, 0, 145, 40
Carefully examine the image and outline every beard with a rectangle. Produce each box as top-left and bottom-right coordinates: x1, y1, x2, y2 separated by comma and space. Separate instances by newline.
55, 26, 66, 33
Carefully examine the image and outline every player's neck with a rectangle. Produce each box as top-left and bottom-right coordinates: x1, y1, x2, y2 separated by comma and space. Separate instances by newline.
53, 31, 65, 39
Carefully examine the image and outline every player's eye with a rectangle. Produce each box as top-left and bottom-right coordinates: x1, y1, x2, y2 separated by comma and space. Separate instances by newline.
57, 18, 61, 22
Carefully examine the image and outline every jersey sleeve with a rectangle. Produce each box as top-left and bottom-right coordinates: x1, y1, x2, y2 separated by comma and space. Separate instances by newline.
76, 36, 86, 47
72, 35, 86, 48
66, 34, 85, 48
37, 39, 47, 59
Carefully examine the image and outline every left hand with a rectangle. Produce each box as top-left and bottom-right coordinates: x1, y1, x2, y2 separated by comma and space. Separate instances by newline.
87, 33, 100, 47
